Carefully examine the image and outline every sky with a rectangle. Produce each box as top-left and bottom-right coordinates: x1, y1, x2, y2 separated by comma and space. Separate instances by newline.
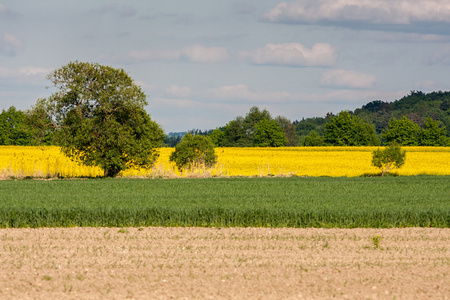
1, 0, 450, 133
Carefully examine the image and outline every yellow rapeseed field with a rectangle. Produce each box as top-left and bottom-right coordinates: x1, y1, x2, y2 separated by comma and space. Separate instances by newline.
0, 146, 449, 178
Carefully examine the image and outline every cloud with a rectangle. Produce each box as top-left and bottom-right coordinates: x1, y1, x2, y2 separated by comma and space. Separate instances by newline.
166, 85, 192, 98
321, 69, 377, 89
0, 3, 18, 18
0, 66, 51, 84
414, 80, 447, 91
0, 34, 23, 56
201, 84, 293, 103
238, 43, 337, 67
128, 45, 230, 63
262, 0, 450, 33
182, 45, 230, 63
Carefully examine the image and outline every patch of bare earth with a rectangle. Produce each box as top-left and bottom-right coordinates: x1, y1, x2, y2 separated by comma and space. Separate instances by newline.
0, 227, 448, 299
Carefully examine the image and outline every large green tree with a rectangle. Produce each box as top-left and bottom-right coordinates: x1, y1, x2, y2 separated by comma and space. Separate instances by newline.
324, 111, 380, 146
419, 117, 449, 146
221, 117, 250, 147
381, 116, 421, 146
0, 106, 34, 145
253, 119, 287, 147
221, 106, 272, 147
35, 61, 165, 177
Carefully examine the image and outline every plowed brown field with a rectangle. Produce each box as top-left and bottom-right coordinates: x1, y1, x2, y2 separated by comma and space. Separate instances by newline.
0, 227, 448, 299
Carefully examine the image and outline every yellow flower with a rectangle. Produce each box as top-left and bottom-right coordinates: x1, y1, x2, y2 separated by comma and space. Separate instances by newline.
1, 146, 449, 178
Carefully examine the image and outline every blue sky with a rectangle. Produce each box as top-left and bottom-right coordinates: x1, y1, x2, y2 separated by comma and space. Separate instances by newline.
1, 1, 450, 132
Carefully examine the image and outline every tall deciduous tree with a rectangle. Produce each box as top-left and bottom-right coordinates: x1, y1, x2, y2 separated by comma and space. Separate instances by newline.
35, 61, 165, 177
253, 119, 287, 147
324, 111, 380, 146
221, 106, 272, 147
381, 116, 421, 146
420, 117, 449, 146
274, 115, 298, 146
221, 117, 250, 147
0, 106, 34, 145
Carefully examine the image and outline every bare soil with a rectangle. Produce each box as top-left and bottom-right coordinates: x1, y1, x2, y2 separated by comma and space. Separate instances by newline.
0, 227, 448, 299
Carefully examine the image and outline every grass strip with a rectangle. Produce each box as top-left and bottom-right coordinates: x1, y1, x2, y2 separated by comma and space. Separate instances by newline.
0, 176, 449, 228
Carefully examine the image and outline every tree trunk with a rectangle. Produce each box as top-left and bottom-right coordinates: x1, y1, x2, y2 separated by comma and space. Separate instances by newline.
104, 167, 121, 178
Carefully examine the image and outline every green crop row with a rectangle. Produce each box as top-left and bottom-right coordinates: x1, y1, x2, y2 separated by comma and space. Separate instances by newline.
0, 176, 449, 228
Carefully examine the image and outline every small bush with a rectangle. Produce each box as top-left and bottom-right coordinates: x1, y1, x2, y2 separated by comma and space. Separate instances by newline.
371, 144, 406, 176
169, 133, 217, 172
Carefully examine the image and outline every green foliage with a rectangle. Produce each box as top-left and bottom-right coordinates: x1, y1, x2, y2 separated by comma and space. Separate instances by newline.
420, 117, 449, 146
24, 99, 56, 145
324, 111, 380, 146
303, 130, 324, 146
274, 116, 298, 146
221, 106, 272, 147
37, 61, 165, 177
0, 107, 34, 145
221, 117, 251, 147
209, 128, 225, 147
381, 116, 421, 145
0, 177, 449, 228
253, 119, 287, 147
169, 133, 217, 172
371, 144, 406, 176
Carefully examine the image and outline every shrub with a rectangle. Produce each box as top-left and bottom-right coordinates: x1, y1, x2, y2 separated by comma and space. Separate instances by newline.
169, 133, 217, 172
371, 144, 406, 176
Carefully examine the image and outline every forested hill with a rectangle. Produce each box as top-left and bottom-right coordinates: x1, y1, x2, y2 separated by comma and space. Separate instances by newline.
354, 90, 450, 133
296, 90, 450, 138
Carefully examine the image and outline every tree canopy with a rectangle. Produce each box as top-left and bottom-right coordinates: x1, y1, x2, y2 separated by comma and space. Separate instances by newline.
169, 133, 216, 172
419, 117, 449, 146
35, 61, 165, 177
372, 143, 406, 176
324, 111, 380, 146
0, 107, 33, 145
253, 119, 287, 147
381, 116, 421, 146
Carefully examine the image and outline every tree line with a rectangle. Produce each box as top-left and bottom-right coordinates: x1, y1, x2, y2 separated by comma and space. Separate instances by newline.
2, 83, 450, 148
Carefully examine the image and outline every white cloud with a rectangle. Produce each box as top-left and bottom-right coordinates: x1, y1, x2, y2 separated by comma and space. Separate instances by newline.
238, 43, 337, 67
263, 0, 450, 27
414, 80, 447, 91
321, 69, 377, 89
0, 34, 23, 56
0, 4, 5, 13
181, 45, 230, 63
166, 85, 192, 98
0, 66, 51, 84
128, 45, 229, 63
201, 84, 292, 103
